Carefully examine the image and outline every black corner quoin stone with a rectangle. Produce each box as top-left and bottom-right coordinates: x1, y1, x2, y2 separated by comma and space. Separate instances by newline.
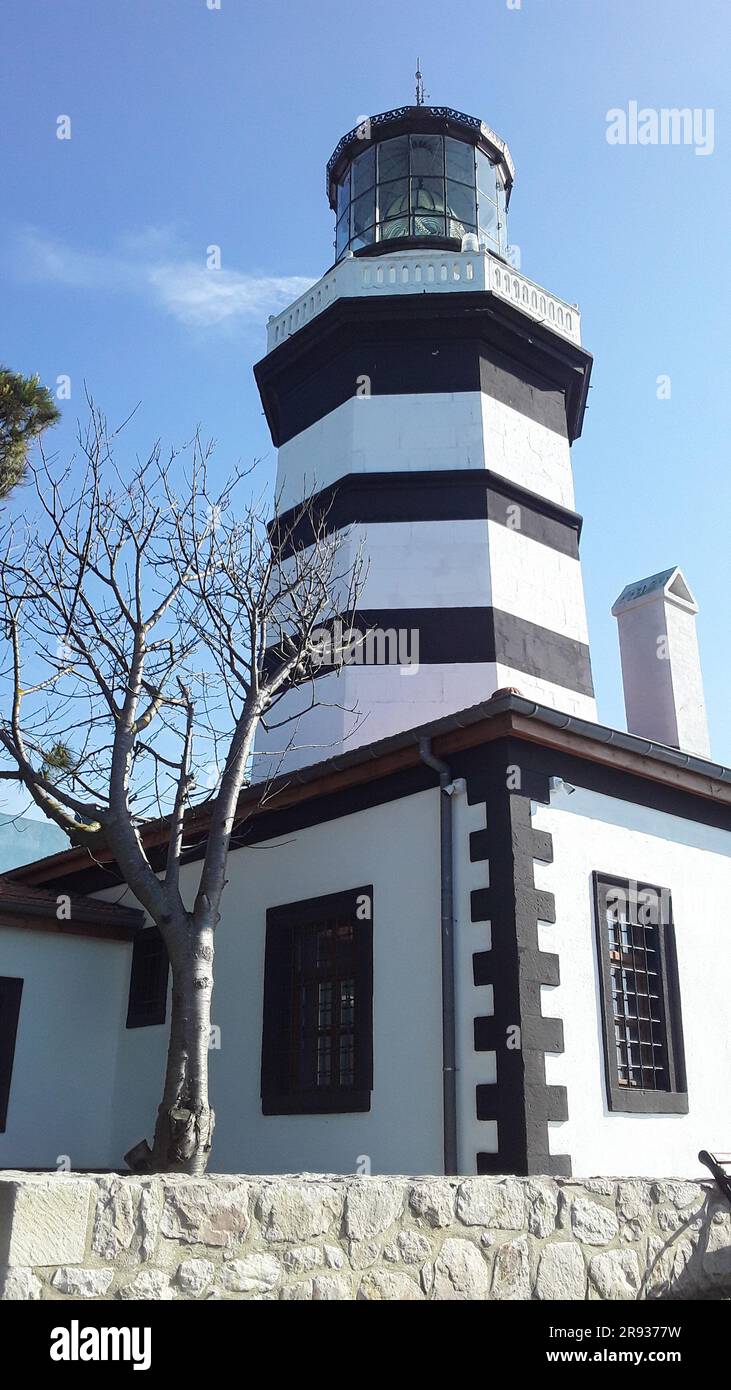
453, 738, 571, 1177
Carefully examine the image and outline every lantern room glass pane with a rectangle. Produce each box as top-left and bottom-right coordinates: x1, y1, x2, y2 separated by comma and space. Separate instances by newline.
336, 211, 349, 257
479, 197, 499, 239
351, 226, 375, 251
412, 176, 445, 214
412, 213, 446, 237
445, 136, 475, 186
380, 216, 408, 241
351, 189, 376, 236
446, 179, 476, 226
448, 217, 477, 240
377, 134, 409, 183
477, 150, 497, 203
410, 133, 443, 175
378, 177, 409, 221
336, 169, 351, 219
496, 175, 507, 242
351, 145, 375, 199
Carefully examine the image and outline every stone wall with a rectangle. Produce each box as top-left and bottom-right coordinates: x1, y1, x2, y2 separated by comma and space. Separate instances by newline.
0, 1172, 729, 1300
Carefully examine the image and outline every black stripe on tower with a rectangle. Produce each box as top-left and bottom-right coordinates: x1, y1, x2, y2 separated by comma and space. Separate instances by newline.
452, 738, 570, 1177
255, 292, 593, 447
263, 607, 594, 698
270, 469, 583, 560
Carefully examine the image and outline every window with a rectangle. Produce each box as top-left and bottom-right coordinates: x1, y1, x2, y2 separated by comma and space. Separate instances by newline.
593, 874, 687, 1114
126, 927, 169, 1028
261, 886, 373, 1115
0, 976, 23, 1132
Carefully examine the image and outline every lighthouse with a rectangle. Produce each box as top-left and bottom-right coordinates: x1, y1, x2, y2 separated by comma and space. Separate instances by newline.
254, 101, 596, 771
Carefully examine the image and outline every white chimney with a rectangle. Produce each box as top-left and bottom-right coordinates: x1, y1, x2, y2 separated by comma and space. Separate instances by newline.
611, 567, 711, 758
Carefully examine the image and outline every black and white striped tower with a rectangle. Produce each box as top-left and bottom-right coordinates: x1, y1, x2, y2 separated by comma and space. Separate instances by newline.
255, 103, 595, 770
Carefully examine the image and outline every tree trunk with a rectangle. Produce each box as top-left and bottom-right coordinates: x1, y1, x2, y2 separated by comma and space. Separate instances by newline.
150, 919, 215, 1173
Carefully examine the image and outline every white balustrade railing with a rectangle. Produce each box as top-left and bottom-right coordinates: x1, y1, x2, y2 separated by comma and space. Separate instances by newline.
266, 250, 581, 352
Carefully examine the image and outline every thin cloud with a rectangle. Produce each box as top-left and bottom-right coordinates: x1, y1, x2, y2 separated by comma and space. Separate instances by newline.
12, 227, 313, 329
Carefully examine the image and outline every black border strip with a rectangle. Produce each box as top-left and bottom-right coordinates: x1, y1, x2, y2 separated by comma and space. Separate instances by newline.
255, 292, 593, 446
34, 721, 731, 900
264, 606, 594, 697
271, 469, 582, 560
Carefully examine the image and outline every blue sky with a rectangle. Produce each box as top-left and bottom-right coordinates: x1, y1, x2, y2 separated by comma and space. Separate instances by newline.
2, 0, 730, 779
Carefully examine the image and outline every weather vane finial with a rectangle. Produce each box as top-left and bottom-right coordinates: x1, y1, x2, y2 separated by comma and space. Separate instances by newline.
415, 57, 425, 107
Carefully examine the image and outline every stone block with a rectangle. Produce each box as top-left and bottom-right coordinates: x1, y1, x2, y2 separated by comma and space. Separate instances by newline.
51, 1266, 114, 1298
0, 1266, 43, 1300
160, 1180, 250, 1249
535, 1242, 586, 1300
434, 1237, 491, 1300
175, 1259, 215, 1295
490, 1236, 531, 1300
358, 1269, 423, 1300
457, 1178, 526, 1231
2, 1178, 92, 1266
344, 1179, 404, 1240
571, 1196, 619, 1246
588, 1249, 641, 1300
257, 1182, 339, 1243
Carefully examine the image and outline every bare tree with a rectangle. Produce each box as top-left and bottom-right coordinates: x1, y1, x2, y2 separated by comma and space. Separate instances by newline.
0, 405, 363, 1173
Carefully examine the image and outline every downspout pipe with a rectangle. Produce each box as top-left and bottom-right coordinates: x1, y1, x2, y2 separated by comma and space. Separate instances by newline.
419, 736, 458, 1176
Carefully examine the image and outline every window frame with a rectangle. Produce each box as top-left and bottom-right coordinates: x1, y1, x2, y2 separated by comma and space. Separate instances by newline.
0, 975, 23, 1133
261, 886, 373, 1116
126, 925, 169, 1029
592, 872, 688, 1114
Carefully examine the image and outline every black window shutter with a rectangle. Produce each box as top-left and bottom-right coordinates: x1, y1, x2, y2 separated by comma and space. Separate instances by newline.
354, 898, 374, 1093
0, 976, 23, 1132
261, 918, 294, 1102
126, 927, 169, 1028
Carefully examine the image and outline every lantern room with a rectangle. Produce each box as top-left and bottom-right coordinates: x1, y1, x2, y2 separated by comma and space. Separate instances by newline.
326, 105, 515, 263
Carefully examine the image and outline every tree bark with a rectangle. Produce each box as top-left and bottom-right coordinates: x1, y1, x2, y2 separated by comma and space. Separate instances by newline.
150, 917, 215, 1174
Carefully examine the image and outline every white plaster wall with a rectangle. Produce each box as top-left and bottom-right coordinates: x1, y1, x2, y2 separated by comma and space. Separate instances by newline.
276, 391, 576, 514
323, 520, 590, 648
253, 663, 597, 777
532, 784, 731, 1177
616, 598, 676, 746
275, 393, 487, 511
665, 601, 711, 757
335, 519, 491, 610
486, 521, 590, 643
108, 791, 444, 1176
616, 596, 710, 756
481, 394, 575, 510
0, 928, 131, 1169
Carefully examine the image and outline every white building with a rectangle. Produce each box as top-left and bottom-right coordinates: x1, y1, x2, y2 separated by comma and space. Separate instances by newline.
1, 103, 729, 1181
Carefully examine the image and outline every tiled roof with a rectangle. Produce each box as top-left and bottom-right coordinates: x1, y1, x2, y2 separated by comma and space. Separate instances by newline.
0, 875, 143, 940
